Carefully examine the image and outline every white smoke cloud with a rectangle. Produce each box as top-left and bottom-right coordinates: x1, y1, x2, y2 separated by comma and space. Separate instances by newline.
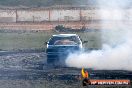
97, 0, 131, 8
65, 0, 132, 70
65, 33, 132, 70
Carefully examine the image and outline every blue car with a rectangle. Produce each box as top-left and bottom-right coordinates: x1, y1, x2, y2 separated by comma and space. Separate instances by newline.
46, 34, 83, 65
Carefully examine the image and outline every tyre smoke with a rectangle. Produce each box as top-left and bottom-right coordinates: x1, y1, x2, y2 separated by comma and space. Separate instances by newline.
65, 0, 132, 70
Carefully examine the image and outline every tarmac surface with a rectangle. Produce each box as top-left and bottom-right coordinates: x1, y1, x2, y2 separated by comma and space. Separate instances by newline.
0, 51, 131, 88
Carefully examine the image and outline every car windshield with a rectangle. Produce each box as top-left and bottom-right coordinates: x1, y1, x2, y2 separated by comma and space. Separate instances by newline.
48, 36, 81, 45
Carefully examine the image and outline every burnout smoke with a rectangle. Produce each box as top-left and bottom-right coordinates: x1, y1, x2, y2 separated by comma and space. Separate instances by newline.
65, 0, 132, 70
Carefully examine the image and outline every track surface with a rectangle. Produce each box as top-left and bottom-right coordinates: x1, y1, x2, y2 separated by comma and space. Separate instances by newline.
0, 51, 131, 88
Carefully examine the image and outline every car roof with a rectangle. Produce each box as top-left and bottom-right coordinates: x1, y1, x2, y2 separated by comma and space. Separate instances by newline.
52, 34, 78, 37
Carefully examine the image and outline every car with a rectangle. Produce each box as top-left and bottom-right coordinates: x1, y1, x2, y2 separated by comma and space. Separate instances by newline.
46, 34, 85, 65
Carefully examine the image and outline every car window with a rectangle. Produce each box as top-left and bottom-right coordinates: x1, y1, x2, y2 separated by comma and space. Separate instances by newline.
48, 36, 80, 45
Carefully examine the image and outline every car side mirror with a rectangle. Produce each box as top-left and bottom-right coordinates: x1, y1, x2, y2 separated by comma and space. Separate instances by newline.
82, 41, 88, 44
45, 42, 48, 45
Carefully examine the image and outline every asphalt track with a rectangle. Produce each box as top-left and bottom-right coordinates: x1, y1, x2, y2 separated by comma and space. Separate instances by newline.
0, 51, 132, 80
0, 51, 131, 88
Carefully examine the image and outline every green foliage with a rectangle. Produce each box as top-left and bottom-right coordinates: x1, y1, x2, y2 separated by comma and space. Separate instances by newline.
0, 0, 96, 7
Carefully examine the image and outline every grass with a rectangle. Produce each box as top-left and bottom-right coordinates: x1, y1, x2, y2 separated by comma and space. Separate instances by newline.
0, 30, 102, 51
